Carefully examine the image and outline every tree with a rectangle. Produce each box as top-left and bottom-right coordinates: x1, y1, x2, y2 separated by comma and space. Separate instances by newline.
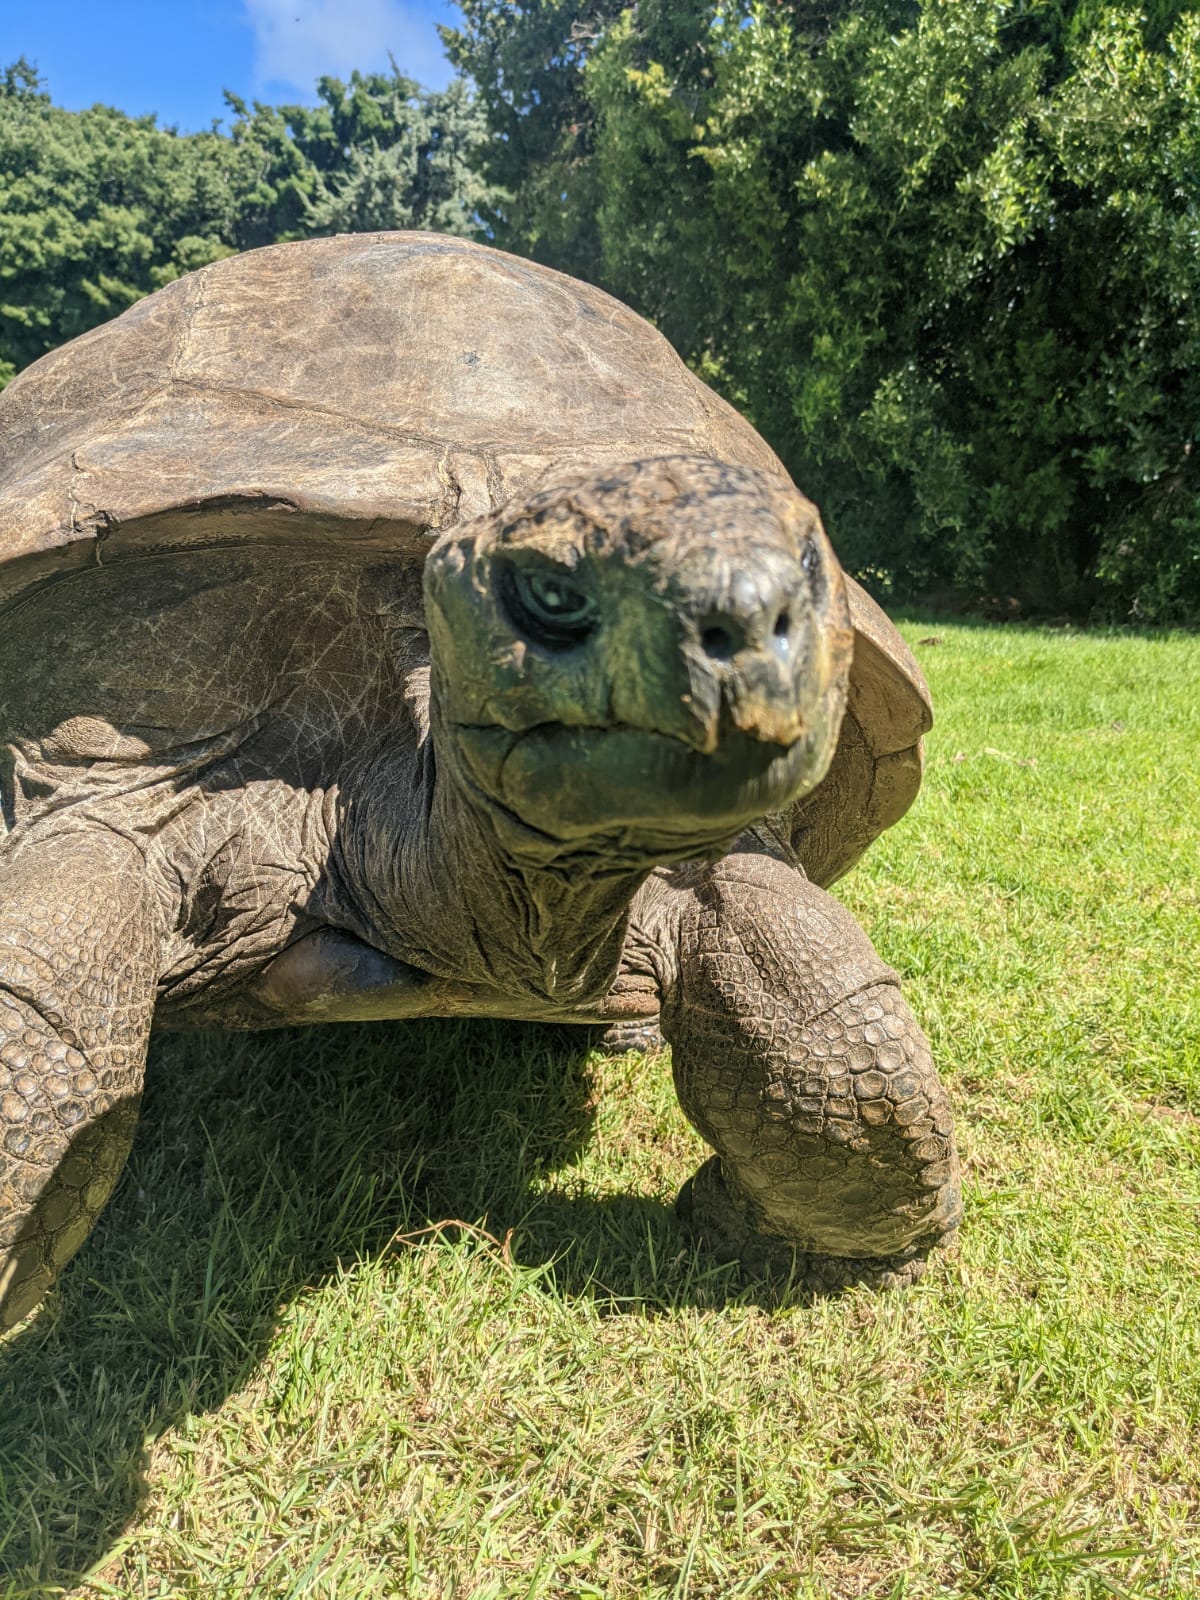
220, 65, 497, 239
302, 74, 496, 234
442, 0, 622, 276
0, 60, 236, 384
448, 1, 1200, 620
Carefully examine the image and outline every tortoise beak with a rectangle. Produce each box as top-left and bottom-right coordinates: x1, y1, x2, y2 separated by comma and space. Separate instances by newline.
605, 528, 851, 759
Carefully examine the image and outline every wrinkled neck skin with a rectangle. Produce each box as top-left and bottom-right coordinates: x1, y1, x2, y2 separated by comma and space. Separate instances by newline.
335, 697, 736, 1013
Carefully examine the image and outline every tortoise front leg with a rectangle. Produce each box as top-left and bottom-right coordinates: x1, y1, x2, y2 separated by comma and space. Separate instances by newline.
1, 830, 159, 1329
639, 853, 961, 1290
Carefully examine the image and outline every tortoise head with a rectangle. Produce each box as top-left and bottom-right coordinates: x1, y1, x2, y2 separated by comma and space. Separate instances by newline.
424, 456, 852, 856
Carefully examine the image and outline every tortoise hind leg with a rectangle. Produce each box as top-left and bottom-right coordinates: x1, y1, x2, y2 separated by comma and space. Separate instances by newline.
1, 830, 159, 1329
648, 853, 960, 1291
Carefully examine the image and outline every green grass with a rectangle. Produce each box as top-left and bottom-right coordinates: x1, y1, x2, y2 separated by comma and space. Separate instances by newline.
2, 620, 1199, 1599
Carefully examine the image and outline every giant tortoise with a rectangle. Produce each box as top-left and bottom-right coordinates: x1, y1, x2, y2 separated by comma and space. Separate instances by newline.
0, 232, 960, 1328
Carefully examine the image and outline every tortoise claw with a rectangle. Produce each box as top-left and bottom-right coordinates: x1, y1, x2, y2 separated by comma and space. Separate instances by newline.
676, 1155, 947, 1294
592, 1017, 666, 1056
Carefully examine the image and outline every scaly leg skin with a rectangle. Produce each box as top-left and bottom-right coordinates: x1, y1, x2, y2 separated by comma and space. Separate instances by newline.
0, 831, 159, 1330
644, 853, 961, 1292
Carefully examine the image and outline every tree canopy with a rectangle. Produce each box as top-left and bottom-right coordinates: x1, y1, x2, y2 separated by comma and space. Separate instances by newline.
447, 0, 1200, 620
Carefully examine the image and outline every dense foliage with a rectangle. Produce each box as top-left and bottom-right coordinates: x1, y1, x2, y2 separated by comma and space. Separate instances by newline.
0, 60, 495, 386
5, 0, 1200, 619
447, 0, 1200, 620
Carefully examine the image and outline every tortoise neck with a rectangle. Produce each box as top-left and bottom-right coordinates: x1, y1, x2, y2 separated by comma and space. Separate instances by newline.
344, 717, 654, 1009
439, 751, 653, 1004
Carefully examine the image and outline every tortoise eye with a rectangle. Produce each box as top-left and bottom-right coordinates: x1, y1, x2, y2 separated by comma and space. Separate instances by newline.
498, 563, 598, 649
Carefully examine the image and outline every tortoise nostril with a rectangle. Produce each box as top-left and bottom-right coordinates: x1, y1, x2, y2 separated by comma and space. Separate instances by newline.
773, 609, 791, 639
701, 625, 737, 661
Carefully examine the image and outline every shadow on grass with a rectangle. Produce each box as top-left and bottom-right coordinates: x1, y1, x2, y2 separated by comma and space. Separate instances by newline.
0, 1016, 749, 1593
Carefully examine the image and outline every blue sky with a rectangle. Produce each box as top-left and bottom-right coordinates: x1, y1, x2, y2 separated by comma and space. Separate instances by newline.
0, 0, 457, 132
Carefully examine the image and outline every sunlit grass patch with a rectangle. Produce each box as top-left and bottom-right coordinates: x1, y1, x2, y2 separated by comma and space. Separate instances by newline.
1, 621, 1198, 1599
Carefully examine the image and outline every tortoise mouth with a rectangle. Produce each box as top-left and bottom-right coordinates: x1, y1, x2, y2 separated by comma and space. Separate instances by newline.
451, 717, 835, 848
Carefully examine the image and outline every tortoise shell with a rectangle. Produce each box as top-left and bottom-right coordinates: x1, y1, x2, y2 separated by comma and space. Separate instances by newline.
0, 231, 929, 885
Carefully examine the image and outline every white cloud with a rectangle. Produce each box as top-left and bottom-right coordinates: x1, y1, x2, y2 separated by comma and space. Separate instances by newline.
243, 0, 453, 97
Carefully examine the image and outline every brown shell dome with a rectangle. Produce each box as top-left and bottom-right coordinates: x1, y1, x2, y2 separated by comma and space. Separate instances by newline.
0, 230, 929, 885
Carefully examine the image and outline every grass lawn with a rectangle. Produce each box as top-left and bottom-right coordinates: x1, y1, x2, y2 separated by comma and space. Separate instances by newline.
1, 619, 1198, 1599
